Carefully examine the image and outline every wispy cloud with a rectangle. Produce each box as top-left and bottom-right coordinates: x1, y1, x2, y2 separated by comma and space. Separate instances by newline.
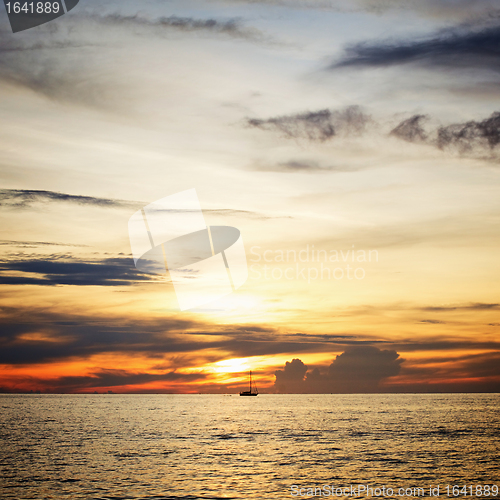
421, 302, 499, 312
0, 24, 102, 104
393, 351, 500, 391
246, 104, 500, 158
93, 13, 269, 43
390, 114, 429, 143
246, 106, 371, 142
0, 189, 139, 209
0, 240, 88, 248
437, 112, 500, 151
390, 340, 500, 352
218, 0, 499, 21
0, 190, 292, 224
203, 208, 292, 220
0, 256, 152, 287
37, 369, 207, 393
330, 24, 500, 72
0, 305, 375, 367
251, 159, 359, 173
0, 309, 203, 365
0, 11, 270, 105
390, 112, 500, 155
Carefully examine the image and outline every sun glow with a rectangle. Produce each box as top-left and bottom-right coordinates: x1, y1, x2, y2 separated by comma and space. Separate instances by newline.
212, 357, 251, 374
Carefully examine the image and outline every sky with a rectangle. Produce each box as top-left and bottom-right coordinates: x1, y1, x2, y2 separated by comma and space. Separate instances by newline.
0, 0, 499, 394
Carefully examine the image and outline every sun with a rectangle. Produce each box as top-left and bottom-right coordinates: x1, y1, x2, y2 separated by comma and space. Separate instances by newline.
213, 358, 251, 374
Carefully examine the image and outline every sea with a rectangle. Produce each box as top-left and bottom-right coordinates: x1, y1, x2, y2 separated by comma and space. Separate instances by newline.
0, 394, 498, 499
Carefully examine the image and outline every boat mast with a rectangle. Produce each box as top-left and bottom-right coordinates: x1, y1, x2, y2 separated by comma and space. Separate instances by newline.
249, 370, 252, 392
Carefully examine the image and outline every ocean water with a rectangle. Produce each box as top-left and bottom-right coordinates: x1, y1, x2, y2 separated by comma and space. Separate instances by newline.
0, 394, 498, 499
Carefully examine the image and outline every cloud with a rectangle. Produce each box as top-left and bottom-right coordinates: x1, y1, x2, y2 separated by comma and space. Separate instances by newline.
1, 301, 499, 392
0, 189, 139, 209
203, 208, 292, 220
421, 302, 499, 312
327, 346, 403, 386
0, 302, 397, 372
0, 190, 287, 222
0, 12, 269, 105
37, 369, 207, 393
0, 23, 106, 104
0, 256, 152, 286
0, 366, 208, 393
391, 351, 500, 392
251, 159, 359, 173
94, 13, 268, 43
246, 106, 371, 142
0, 240, 88, 248
330, 24, 500, 72
0, 309, 203, 366
247, 102, 499, 157
390, 111, 500, 157
437, 112, 500, 151
274, 358, 308, 390
274, 346, 404, 393
0, 305, 347, 366
219, 0, 499, 21
390, 114, 429, 143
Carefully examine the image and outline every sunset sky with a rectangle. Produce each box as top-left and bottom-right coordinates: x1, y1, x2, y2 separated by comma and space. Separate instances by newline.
1, 0, 499, 394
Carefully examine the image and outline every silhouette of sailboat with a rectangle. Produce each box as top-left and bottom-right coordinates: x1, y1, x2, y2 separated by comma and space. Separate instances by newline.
240, 370, 258, 396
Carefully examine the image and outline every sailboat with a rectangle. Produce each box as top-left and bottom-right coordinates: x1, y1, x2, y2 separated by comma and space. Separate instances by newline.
239, 370, 258, 396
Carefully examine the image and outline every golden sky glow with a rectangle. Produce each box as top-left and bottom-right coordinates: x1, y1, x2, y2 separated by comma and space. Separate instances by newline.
0, 0, 499, 394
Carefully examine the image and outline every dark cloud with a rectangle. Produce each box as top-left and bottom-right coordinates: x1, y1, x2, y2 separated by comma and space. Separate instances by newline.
390, 111, 500, 156
40, 369, 206, 393
327, 346, 403, 390
0, 23, 105, 104
0, 189, 139, 209
390, 114, 428, 143
251, 159, 358, 173
0, 12, 268, 105
421, 302, 499, 312
0, 256, 152, 286
389, 340, 500, 352
0, 367, 207, 393
246, 106, 371, 142
437, 112, 500, 151
94, 13, 268, 43
1, 302, 499, 392
393, 351, 500, 392
465, 352, 500, 378
330, 24, 500, 72
0, 190, 285, 222
419, 319, 445, 324
247, 104, 500, 158
0, 309, 204, 366
276, 160, 332, 172
274, 358, 308, 391
274, 346, 404, 393
0, 306, 345, 366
